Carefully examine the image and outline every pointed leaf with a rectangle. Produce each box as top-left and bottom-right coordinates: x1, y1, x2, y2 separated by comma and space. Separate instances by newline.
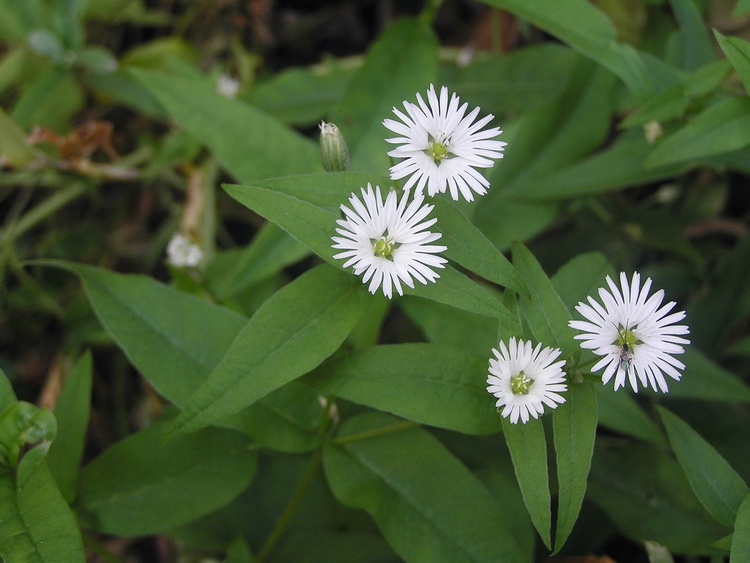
167, 264, 370, 440
502, 417, 551, 549
46, 351, 92, 502
732, 493, 750, 562
658, 407, 749, 528
305, 343, 500, 435
77, 420, 257, 536
716, 31, 750, 94
646, 97, 750, 168
32, 260, 247, 406
331, 18, 438, 173
324, 412, 528, 562
552, 382, 597, 553
131, 68, 320, 183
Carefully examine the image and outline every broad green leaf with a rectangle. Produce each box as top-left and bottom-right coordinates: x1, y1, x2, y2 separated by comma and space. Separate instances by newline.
512, 241, 577, 357
502, 417, 551, 549
439, 43, 579, 114
51, 0, 86, 49
330, 18, 438, 174
205, 222, 311, 300
77, 419, 257, 536
0, 458, 85, 562
716, 31, 750, 94
0, 105, 35, 166
668, 0, 715, 72
553, 251, 615, 311
46, 351, 92, 502
131, 68, 321, 183
483, 0, 681, 100
652, 347, 750, 403
732, 494, 750, 562
11, 66, 83, 131
658, 407, 749, 529
595, 385, 665, 445
222, 382, 324, 453
0, 401, 84, 562
552, 381, 597, 553
34, 260, 247, 406
223, 177, 516, 321
589, 440, 727, 552
506, 129, 684, 200
324, 412, 528, 562
430, 198, 525, 294
305, 343, 501, 435
0, 368, 15, 411
646, 97, 750, 168
166, 264, 370, 440
247, 62, 356, 126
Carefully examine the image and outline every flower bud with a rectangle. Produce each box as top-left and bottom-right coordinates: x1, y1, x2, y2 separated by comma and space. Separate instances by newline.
319, 121, 349, 172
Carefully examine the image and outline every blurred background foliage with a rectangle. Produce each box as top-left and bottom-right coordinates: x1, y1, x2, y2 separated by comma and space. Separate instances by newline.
1, 0, 750, 561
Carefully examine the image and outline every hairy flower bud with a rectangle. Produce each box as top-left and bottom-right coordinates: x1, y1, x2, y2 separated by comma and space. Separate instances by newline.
319, 121, 349, 172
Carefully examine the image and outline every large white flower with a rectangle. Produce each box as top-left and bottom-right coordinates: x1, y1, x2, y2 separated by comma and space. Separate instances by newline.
486, 338, 567, 424
383, 84, 506, 202
331, 184, 447, 299
569, 272, 690, 393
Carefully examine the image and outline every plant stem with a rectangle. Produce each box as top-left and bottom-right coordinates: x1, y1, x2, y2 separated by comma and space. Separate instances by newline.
332, 420, 418, 446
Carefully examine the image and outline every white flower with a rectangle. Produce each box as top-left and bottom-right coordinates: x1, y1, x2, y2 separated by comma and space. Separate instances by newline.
216, 74, 240, 98
331, 184, 447, 299
383, 84, 506, 202
486, 338, 567, 424
568, 272, 690, 393
166, 233, 203, 268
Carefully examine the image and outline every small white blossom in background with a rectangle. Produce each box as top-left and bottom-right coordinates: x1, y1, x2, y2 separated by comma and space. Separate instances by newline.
166, 233, 204, 268
644, 120, 663, 144
487, 338, 567, 424
568, 272, 690, 393
383, 84, 506, 202
216, 74, 240, 98
319, 121, 349, 171
331, 184, 447, 299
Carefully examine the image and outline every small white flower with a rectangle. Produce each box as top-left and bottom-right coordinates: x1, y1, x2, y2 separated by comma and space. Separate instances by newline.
569, 272, 690, 393
486, 338, 567, 424
331, 184, 447, 299
644, 120, 663, 144
166, 233, 203, 268
383, 84, 506, 202
216, 74, 240, 98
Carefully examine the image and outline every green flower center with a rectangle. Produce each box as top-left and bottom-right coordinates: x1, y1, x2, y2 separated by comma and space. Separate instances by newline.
615, 325, 639, 350
373, 235, 395, 259
428, 140, 450, 163
510, 372, 533, 395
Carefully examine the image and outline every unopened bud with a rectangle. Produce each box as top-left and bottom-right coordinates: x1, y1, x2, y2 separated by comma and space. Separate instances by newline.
319, 121, 349, 171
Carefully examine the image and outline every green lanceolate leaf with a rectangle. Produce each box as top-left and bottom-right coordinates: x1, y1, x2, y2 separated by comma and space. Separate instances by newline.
502, 416, 551, 549
306, 343, 500, 435
715, 31, 750, 94
658, 407, 749, 529
77, 419, 257, 536
46, 351, 92, 503
324, 412, 529, 562
32, 260, 247, 406
732, 493, 750, 562
595, 386, 665, 445
330, 17, 438, 174
552, 381, 597, 553
646, 97, 750, 168
482, 0, 680, 100
131, 68, 321, 183
223, 176, 516, 321
166, 264, 370, 440
512, 241, 577, 357
0, 399, 85, 562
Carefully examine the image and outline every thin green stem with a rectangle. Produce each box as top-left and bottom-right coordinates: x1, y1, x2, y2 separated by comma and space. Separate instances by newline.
332, 420, 418, 446
255, 402, 334, 563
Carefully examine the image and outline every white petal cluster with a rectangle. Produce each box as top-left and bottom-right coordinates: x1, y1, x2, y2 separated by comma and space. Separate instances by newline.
331, 184, 447, 299
383, 84, 506, 202
166, 233, 203, 269
569, 272, 690, 393
486, 338, 568, 424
